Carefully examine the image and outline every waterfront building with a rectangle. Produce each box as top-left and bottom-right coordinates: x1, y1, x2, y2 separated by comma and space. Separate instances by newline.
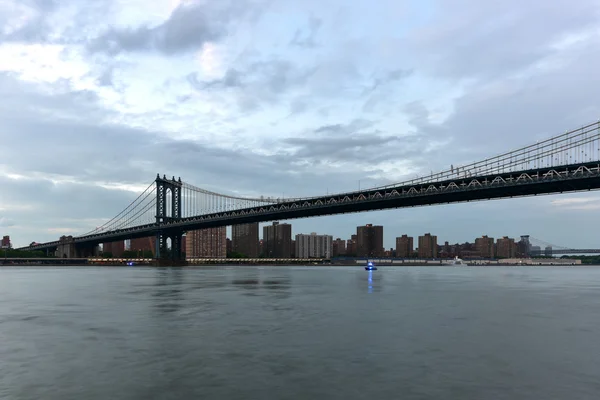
475, 235, 495, 258
356, 224, 384, 257
346, 235, 357, 256
130, 237, 155, 256
395, 235, 414, 258
1, 235, 11, 249
232, 223, 259, 257
262, 222, 292, 258
333, 238, 346, 256
103, 241, 125, 257
496, 236, 516, 258
186, 227, 227, 258
295, 233, 333, 258
418, 233, 437, 258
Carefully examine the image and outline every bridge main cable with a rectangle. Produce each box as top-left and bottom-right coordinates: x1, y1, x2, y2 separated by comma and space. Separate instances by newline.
106, 188, 157, 232
80, 181, 157, 236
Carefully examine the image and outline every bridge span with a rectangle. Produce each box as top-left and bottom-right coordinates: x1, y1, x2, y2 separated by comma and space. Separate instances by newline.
17, 120, 600, 262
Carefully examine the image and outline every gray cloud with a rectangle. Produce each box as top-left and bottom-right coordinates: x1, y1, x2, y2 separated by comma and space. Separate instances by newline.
189, 60, 317, 111
22, 0, 58, 10
0, 3, 52, 43
288, 97, 309, 115
0, 74, 113, 124
188, 69, 244, 90
0, 217, 15, 227
363, 69, 414, 96
281, 118, 435, 168
361, 68, 415, 113
87, 1, 262, 55
96, 66, 114, 87
402, 31, 600, 176
0, 0, 108, 45
189, 49, 408, 116
285, 134, 397, 160
192, 44, 368, 108
409, 0, 600, 79
0, 175, 138, 227
314, 119, 373, 134
290, 16, 322, 48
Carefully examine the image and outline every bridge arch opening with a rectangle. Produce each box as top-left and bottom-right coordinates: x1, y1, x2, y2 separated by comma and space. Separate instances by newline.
165, 188, 173, 218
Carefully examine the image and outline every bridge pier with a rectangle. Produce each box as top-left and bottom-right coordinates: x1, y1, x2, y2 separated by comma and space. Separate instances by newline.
171, 232, 183, 261
154, 230, 186, 266
55, 236, 100, 258
153, 175, 186, 266
56, 235, 76, 258
75, 243, 100, 258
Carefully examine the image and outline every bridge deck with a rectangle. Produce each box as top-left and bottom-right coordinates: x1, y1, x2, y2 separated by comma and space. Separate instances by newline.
19, 161, 600, 252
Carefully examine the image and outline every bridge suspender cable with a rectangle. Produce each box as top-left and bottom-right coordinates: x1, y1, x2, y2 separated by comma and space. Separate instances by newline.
80, 181, 156, 236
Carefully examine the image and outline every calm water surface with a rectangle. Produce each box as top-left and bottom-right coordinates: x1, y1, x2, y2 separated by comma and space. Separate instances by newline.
1, 266, 600, 399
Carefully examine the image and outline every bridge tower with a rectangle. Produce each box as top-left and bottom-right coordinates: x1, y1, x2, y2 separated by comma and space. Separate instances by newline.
56, 235, 100, 258
155, 174, 185, 264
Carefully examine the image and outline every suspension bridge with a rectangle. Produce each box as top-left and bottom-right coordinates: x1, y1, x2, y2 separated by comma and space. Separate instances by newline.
527, 237, 600, 256
18, 120, 600, 264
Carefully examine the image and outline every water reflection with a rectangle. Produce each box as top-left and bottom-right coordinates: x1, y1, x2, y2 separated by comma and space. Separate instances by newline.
232, 279, 260, 286
262, 279, 289, 289
231, 269, 292, 299
262, 274, 292, 300
359, 269, 383, 293
152, 268, 185, 314
231, 270, 261, 298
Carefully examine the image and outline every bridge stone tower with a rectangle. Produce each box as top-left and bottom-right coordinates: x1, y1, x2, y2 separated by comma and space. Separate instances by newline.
155, 174, 185, 264
56, 235, 100, 258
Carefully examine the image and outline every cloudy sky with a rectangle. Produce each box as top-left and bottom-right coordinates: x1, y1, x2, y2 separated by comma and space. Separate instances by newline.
1, 0, 600, 249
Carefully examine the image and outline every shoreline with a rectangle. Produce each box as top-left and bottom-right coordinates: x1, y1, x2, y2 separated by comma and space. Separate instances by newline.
1, 262, 597, 267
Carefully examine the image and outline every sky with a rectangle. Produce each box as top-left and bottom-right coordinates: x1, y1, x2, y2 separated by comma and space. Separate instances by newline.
1, 0, 600, 249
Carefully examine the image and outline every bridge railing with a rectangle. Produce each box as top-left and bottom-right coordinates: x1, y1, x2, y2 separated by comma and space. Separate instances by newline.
363, 120, 600, 193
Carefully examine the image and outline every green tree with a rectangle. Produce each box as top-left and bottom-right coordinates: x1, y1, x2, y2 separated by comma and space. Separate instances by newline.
143, 250, 154, 258
2, 249, 51, 258
560, 255, 598, 264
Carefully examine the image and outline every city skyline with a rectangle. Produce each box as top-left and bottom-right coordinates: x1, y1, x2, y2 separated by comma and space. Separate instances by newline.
1, 0, 600, 248
108, 225, 569, 257
2, 216, 595, 252
5, 224, 585, 259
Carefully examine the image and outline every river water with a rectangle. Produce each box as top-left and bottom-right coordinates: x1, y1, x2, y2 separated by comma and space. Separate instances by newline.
1, 266, 599, 399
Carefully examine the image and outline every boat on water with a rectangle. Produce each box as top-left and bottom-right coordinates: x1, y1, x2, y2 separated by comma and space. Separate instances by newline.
365, 261, 377, 271
446, 256, 467, 266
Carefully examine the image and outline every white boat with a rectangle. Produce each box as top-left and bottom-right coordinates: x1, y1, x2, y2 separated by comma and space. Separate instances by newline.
445, 256, 468, 266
